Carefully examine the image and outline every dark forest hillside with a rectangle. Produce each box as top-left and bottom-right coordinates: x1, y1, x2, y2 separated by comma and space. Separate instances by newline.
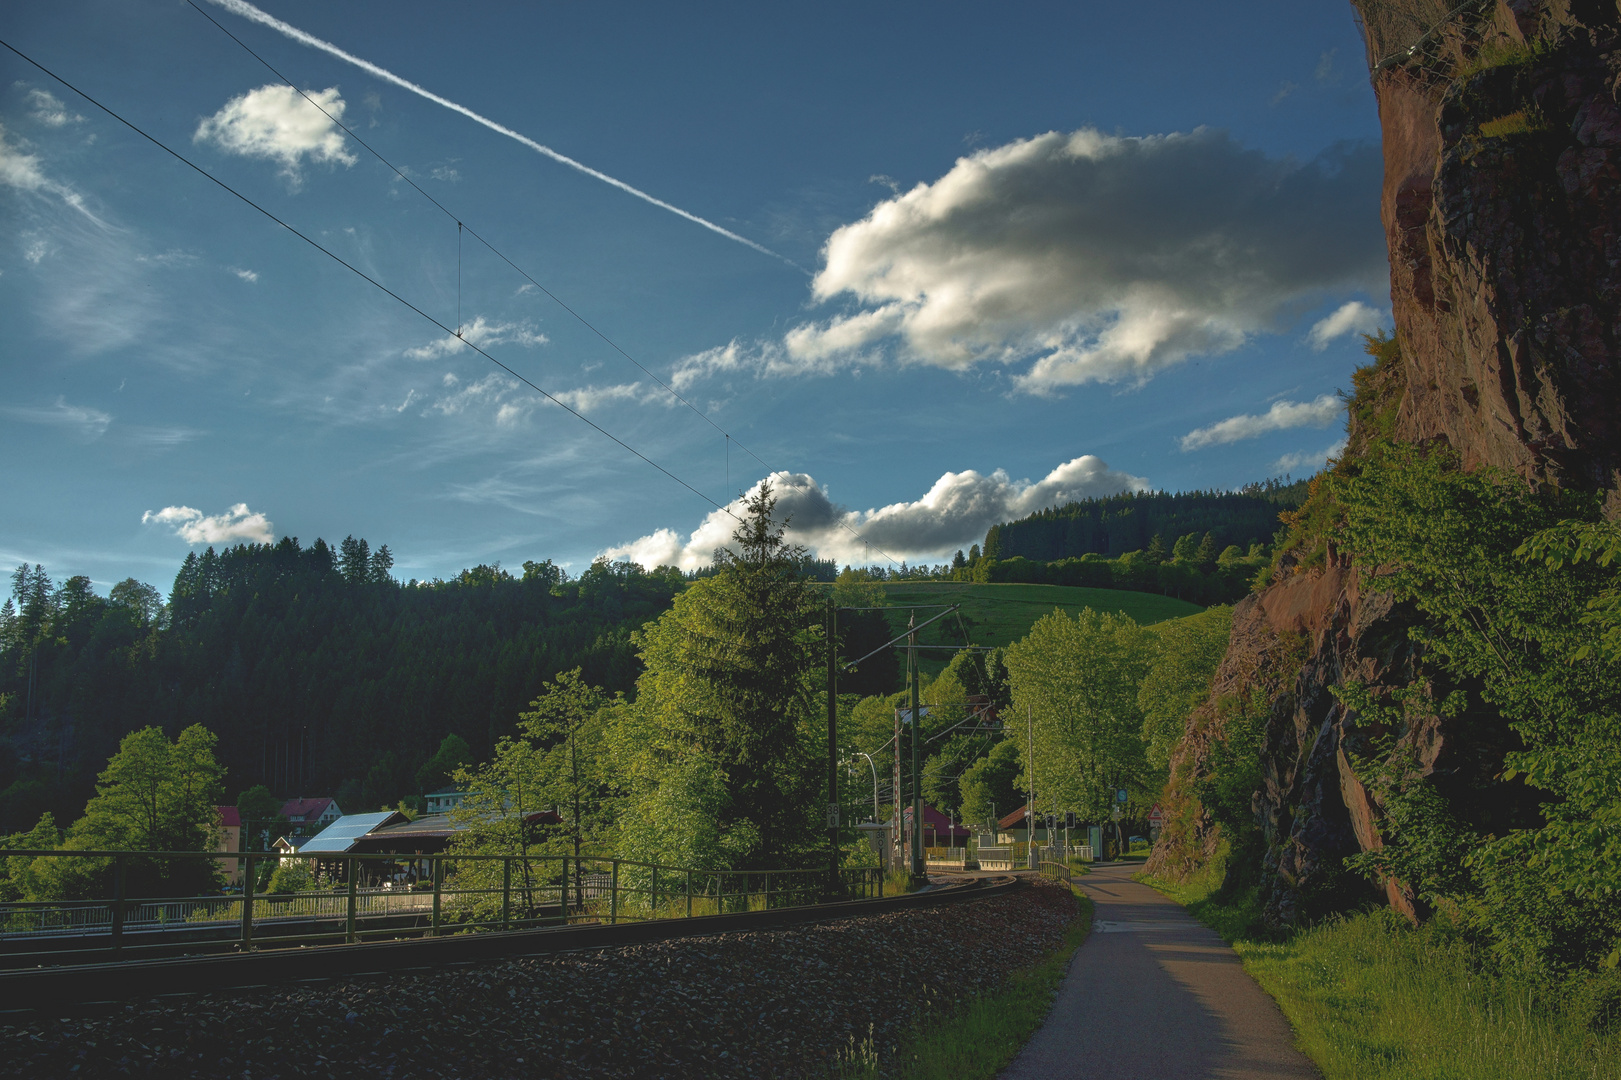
0, 539, 683, 832
0, 537, 900, 835
984, 480, 1308, 561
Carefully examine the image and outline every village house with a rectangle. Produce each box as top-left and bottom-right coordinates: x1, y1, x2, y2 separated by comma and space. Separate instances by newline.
280, 796, 343, 835
215, 805, 243, 886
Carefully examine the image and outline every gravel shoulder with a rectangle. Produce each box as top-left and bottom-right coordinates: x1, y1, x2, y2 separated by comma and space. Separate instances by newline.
1, 879, 1076, 1079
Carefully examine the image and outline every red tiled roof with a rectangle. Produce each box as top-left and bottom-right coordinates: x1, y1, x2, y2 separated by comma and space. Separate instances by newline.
217, 805, 241, 827
281, 797, 336, 822
997, 804, 1032, 830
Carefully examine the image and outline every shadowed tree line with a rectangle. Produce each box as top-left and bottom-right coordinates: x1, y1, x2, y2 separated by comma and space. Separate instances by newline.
0, 539, 688, 833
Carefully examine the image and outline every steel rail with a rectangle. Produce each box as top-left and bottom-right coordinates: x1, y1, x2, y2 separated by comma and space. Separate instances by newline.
0, 874, 1021, 1014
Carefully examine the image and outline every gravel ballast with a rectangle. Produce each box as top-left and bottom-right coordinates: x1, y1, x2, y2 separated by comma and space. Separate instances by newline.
1, 878, 1078, 1079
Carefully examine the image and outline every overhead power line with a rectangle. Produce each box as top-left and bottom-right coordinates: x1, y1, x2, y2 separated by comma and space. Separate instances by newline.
0, 36, 735, 524
200, 0, 801, 268
182, 1, 906, 569
183, 0, 770, 475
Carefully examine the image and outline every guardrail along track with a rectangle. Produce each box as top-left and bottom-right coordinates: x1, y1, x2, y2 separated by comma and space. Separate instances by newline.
0, 849, 882, 970
0, 871, 1020, 1014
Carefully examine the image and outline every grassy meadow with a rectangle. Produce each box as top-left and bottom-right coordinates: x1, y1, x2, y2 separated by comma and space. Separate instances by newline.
842, 581, 1203, 674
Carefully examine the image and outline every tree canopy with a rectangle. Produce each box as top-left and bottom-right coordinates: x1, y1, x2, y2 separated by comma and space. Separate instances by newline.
613, 482, 823, 870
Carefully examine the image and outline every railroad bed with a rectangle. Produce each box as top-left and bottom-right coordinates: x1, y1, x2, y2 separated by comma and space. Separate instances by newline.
0, 876, 1077, 1080
0, 874, 1018, 1014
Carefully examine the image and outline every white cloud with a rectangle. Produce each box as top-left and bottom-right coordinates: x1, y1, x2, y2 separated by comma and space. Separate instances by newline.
1179, 394, 1344, 450
194, 84, 357, 186
1307, 300, 1385, 350
0, 122, 102, 223
124, 426, 201, 447
1272, 438, 1349, 476
671, 339, 816, 391
685, 128, 1380, 395
603, 455, 1149, 570
549, 382, 666, 413
23, 239, 50, 264
232, 267, 259, 282
142, 502, 274, 545
27, 89, 83, 127
429, 372, 518, 417
3, 396, 112, 440
135, 249, 198, 267
404, 315, 548, 360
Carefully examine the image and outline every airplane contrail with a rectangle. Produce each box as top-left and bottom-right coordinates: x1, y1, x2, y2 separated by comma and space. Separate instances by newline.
203, 0, 799, 269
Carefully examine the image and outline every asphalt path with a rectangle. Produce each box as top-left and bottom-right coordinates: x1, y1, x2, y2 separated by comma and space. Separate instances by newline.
1000, 862, 1320, 1080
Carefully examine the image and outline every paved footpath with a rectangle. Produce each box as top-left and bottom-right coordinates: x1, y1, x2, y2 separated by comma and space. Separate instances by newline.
1000, 862, 1320, 1080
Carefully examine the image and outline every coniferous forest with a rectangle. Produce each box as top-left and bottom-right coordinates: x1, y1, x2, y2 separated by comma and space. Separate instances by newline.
0, 538, 686, 833
984, 481, 1308, 562
0, 535, 901, 836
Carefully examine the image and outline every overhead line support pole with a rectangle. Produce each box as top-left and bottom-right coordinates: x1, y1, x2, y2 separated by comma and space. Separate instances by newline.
826, 597, 839, 896
909, 612, 924, 880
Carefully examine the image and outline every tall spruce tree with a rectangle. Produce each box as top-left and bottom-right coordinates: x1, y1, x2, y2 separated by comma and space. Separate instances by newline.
615, 481, 822, 869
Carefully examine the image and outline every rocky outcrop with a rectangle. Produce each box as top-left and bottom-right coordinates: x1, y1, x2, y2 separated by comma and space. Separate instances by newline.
1149, 0, 1621, 925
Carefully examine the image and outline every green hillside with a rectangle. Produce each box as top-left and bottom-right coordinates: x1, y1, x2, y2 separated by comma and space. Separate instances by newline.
857, 581, 1203, 676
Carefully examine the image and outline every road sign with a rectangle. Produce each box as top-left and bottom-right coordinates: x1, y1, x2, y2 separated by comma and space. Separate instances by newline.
1116, 789, 1129, 805
1148, 804, 1164, 825
827, 803, 841, 829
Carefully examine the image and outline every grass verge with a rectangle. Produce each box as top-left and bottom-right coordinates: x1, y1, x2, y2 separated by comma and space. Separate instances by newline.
1140, 869, 1621, 1079
840, 883, 1093, 1079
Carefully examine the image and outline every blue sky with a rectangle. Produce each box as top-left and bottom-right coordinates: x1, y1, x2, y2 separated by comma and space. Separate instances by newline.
1, 0, 1387, 588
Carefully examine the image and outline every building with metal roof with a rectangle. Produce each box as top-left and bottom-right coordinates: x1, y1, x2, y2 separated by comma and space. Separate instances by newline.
298, 811, 407, 854
349, 809, 562, 856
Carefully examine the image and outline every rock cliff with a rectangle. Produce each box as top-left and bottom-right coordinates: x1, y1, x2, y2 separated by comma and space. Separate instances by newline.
1148, 0, 1621, 925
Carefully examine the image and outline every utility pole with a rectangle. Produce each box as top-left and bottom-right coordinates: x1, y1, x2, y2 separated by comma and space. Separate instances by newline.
826, 597, 839, 893
909, 612, 923, 879
1027, 703, 1038, 870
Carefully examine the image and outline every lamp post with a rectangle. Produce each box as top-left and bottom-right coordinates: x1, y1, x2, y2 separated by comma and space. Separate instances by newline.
852, 750, 880, 822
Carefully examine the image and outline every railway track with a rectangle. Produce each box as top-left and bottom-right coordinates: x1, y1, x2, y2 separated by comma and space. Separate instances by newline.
0, 874, 1021, 1015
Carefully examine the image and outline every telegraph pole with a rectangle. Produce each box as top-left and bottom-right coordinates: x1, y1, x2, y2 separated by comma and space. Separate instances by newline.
1027, 703, 1038, 870
909, 612, 924, 879
826, 597, 839, 893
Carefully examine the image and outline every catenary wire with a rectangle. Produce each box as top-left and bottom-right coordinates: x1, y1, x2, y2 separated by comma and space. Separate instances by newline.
181, 0, 906, 568
0, 36, 737, 523
183, 0, 762, 463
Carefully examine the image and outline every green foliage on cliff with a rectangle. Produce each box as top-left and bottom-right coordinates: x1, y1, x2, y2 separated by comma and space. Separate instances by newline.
1267, 330, 1404, 579
1331, 441, 1621, 977
1138, 607, 1233, 773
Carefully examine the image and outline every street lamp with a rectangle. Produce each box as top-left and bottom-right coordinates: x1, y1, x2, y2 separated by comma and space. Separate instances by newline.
851, 750, 880, 823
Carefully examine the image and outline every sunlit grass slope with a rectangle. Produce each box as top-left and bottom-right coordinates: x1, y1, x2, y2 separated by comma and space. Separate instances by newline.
865, 582, 1202, 666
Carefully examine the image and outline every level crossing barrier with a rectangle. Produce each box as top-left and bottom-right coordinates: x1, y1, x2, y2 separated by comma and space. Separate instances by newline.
0, 848, 883, 969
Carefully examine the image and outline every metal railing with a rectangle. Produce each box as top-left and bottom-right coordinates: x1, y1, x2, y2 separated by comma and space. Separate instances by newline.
1039, 860, 1073, 885
0, 849, 883, 968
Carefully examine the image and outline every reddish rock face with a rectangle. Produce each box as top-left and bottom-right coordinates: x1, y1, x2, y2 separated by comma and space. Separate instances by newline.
1150, 1, 1621, 925
1380, 1, 1621, 493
